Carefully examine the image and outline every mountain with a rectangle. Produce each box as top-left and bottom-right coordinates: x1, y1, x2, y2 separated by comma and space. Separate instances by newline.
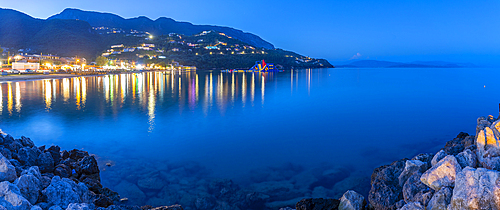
48, 8, 274, 50
0, 8, 105, 58
0, 8, 332, 69
336, 60, 476, 68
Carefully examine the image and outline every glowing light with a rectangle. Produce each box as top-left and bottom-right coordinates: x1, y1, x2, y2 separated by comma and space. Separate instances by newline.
15, 82, 21, 113
44, 80, 52, 110
0, 85, 3, 113
149, 35, 153, 39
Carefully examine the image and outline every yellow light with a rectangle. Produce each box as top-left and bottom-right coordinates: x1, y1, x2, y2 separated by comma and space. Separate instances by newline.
149, 35, 153, 39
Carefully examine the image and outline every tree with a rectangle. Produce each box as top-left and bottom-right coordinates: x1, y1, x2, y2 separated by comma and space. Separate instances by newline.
96, 56, 109, 66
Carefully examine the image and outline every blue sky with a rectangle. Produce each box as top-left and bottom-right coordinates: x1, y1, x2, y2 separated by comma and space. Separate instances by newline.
2, 0, 500, 65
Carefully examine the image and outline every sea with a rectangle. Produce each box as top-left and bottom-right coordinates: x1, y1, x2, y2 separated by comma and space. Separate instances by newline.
0, 68, 497, 208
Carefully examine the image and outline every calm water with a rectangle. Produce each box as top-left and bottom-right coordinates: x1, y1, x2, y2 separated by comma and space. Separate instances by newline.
0, 68, 497, 199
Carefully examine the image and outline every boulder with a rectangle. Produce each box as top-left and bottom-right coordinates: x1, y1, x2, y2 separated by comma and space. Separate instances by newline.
398, 160, 426, 186
295, 198, 340, 210
54, 164, 72, 178
420, 155, 461, 191
449, 167, 500, 209
443, 132, 469, 155
455, 149, 477, 169
14, 174, 41, 204
22, 166, 42, 181
194, 193, 216, 210
36, 152, 55, 173
368, 159, 406, 210
150, 205, 184, 210
402, 173, 432, 205
18, 147, 41, 166
69, 149, 89, 161
431, 150, 447, 167
42, 176, 81, 208
338, 190, 365, 210
79, 156, 99, 175
46, 146, 61, 165
0, 181, 32, 210
0, 153, 17, 182
19, 136, 35, 147
30, 206, 42, 210
66, 203, 95, 210
398, 202, 424, 210
48, 206, 63, 210
426, 187, 452, 210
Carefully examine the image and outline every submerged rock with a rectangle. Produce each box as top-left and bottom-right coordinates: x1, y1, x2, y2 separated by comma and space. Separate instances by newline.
420, 155, 461, 191
295, 198, 340, 210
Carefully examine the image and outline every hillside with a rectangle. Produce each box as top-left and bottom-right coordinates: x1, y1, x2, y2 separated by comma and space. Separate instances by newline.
0, 8, 333, 69
0, 8, 105, 58
48, 8, 274, 50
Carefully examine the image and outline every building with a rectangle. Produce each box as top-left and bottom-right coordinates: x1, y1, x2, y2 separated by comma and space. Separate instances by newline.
12, 62, 39, 71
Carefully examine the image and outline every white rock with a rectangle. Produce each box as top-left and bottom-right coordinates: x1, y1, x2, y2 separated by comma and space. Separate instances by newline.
427, 187, 452, 210
449, 167, 500, 209
0, 181, 33, 210
420, 155, 461, 191
398, 202, 424, 210
338, 190, 365, 210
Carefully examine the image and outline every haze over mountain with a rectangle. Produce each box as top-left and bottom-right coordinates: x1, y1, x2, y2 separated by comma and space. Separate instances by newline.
48, 8, 274, 50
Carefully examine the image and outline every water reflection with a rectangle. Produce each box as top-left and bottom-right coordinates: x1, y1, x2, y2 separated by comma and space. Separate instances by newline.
0, 70, 323, 132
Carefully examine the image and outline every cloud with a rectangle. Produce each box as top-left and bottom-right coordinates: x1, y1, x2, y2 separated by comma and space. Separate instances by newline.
350, 53, 362, 60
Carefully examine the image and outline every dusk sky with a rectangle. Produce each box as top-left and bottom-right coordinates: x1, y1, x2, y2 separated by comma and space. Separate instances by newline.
2, 0, 500, 65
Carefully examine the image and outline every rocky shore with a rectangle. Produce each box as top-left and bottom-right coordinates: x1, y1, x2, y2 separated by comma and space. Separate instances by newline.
3, 113, 499, 210
0, 133, 182, 210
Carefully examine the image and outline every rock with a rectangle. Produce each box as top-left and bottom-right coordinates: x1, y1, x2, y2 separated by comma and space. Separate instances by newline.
19, 136, 35, 147
14, 174, 41, 204
207, 179, 239, 201
368, 158, 406, 210
402, 173, 432, 205
338, 190, 365, 210
93, 194, 113, 208
150, 205, 184, 210
250, 181, 296, 201
42, 176, 81, 208
397, 202, 424, 210
54, 164, 72, 178
66, 203, 95, 210
18, 147, 41, 166
449, 167, 500, 209
98, 188, 120, 203
47, 146, 61, 165
0, 181, 32, 210
0, 152, 17, 182
0, 147, 12, 159
80, 174, 102, 193
455, 149, 477, 168
137, 176, 166, 191
31, 205, 42, 210
431, 150, 447, 167
398, 160, 426, 186
426, 187, 452, 210
48, 206, 63, 210
79, 156, 99, 175
443, 132, 469, 155
420, 155, 461, 191
411, 153, 433, 169
485, 127, 499, 148
36, 152, 55, 173
295, 198, 340, 210
114, 180, 146, 205
22, 166, 42, 181
194, 193, 216, 210
477, 117, 491, 137
69, 149, 89, 161
6, 140, 22, 153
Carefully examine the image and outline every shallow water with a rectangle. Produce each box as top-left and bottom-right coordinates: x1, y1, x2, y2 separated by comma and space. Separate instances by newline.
0, 68, 497, 206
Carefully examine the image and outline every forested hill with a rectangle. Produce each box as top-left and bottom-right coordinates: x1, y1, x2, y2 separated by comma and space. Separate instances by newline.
48, 8, 274, 50
0, 8, 333, 69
